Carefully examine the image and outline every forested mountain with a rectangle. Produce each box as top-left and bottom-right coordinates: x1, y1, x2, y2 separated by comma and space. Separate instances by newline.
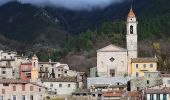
0, 0, 170, 73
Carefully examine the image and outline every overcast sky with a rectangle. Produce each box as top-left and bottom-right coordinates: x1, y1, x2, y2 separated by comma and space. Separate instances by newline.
0, 0, 125, 10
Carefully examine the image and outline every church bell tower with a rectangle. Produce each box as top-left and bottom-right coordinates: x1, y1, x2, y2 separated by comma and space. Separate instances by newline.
31, 54, 39, 82
126, 8, 138, 74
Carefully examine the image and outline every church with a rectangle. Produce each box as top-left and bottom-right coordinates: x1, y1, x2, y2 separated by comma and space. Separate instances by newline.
96, 8, 138, 77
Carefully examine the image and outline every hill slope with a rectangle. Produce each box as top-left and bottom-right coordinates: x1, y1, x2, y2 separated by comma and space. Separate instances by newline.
0, 0, 170, 72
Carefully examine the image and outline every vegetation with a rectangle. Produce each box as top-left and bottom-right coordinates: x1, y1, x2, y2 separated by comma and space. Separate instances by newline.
1, 0, 170, 72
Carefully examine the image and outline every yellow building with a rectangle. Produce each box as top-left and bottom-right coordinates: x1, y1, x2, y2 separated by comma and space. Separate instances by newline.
131, 58, 158, 77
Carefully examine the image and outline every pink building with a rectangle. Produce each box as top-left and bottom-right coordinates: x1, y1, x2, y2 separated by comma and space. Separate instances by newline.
0, 78, 47, 100
20, 63, 32, 81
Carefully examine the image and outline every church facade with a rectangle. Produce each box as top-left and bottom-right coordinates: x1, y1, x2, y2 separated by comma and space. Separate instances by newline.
97, 8, 138, 77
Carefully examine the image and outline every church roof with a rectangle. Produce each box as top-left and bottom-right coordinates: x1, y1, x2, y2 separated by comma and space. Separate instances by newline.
128, 8, 136, 17
97, 44, 127, 52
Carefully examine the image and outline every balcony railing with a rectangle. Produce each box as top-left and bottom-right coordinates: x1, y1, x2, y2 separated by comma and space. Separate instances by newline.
39, 69, 49, 73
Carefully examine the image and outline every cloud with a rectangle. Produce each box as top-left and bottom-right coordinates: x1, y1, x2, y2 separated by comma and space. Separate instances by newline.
0, 0, 125, 10
0, 0, 11, 5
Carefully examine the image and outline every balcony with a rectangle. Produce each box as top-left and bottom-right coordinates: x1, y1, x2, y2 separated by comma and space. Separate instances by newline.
39, 69, 49, 73
1, 58, 15, 61
140, 69, 148, 71
0, 66, 12, 68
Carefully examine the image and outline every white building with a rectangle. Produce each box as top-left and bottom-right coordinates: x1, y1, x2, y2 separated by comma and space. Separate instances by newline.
96, 8, 138, 77
160, 74, 170, 88
87, 77, 131, 92
40, 77, 77, 97
0, 50, 30, 79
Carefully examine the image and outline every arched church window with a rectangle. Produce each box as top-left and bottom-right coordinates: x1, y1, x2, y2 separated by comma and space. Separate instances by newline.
130, 25, 133, 34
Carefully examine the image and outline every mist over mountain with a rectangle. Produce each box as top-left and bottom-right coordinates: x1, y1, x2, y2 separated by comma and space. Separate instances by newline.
0, 0, 170, 71
0, 0, 126, 10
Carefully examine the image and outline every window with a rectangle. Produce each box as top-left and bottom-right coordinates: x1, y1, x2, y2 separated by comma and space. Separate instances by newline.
148, 74, 151, 78
13, 86, 16, 91
68, 84, 71, 87
98, 94, 102, 97
22, 95, 26, 100
58, 69, 60, 71
33, 62, 35, 67
45, 67, 48, 71
130, 25, 133, 34
58, 74, 61, 77
150, 94, 154, 100
136, 72, 139, 77
65, 71, 67, 74
1, 71, 6, 74
110, 57, 115, 62
143, 64, 146, 68
4, 56, 6, 59
147, 80, 150, 84
150, 64, 153, 68
30, 86, 33, 91
156, 94, 160, 100
0, 96, 4, 100
2, 89, 5, 94
50, 83, 53, 87
30, 95, 33, 100
135, 64, 138, 69
168, 80, 170, 84
3, 83, 9, 86
163, 94, 167, 100
22, 85, 25, 91
13, 95, 17, 100
59, 84, 62, 87
39, 88, 41, 92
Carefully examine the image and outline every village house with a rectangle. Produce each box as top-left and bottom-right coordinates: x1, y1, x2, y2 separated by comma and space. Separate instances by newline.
130, 71, 162, 91
0, 78, 47, 100
0, 50, 30, 79
20, 54, 78, 82
87, 77, 131, 92
160, 74, 170, 88
145, 88, 170, 100
39, 77, 77, 98
131, 57, 158, 77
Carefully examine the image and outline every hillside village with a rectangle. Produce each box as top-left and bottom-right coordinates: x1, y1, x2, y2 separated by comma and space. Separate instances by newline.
0, 8, 170, 100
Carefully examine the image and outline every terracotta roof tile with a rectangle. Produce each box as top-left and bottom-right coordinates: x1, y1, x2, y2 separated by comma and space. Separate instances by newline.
41, 77, 77, 82
0, 78, 28, 84
131, 57, 158, 63
145, 89, 170, 94
128, 8, 135, 17
160, 74, 170, 77
127, 91, 141, 97
103, 91, 124, 97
